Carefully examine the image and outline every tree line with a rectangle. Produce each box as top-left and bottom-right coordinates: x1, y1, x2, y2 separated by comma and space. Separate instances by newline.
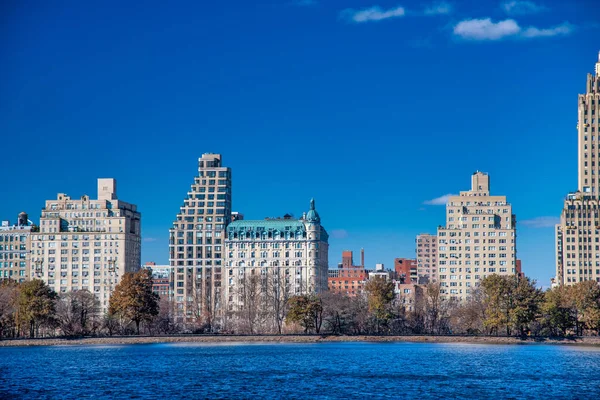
0, 269, 161, 338
1, 272, 599, 338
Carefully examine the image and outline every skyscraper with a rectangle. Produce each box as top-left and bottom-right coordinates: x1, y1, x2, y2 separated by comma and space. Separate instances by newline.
437, 172, 517, 301
31, 179, 141, 312
169, 153, 232, 326
556, 53, 600, 286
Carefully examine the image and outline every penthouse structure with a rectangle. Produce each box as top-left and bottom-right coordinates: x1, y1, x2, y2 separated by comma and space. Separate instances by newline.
437, 172, 517, 301
31, 179, 141, 312
556, 52, 600, 285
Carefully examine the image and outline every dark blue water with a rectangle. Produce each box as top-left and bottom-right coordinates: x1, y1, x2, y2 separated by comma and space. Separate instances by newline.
1, 342, 600, 399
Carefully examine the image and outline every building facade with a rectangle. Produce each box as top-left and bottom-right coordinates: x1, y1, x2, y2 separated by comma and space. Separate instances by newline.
169, 153, 232, 324
329, 249, 367, 296
394, 258, 417, 284
31, 179, 141, 312
437, 172, 517, 301
416, 233, 437, 283
394, 283, 423, 313
556, 53, 600, 286
0, 212, 34, 282
225, 200, 329, 310
142, 262, 174, 299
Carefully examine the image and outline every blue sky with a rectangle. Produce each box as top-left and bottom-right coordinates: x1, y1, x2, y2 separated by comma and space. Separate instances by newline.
1, 0, 598, 287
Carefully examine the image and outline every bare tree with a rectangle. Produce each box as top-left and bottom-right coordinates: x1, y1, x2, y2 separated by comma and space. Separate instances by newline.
56, 290, 101, 336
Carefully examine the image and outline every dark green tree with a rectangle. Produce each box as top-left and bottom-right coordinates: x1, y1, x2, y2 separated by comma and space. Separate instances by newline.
17, 279, 58, 338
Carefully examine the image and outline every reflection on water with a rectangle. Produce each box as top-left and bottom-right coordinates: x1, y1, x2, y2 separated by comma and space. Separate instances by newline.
2, 342, 600, 399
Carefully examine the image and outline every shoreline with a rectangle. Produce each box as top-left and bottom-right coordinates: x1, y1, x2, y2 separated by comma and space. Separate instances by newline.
2, 335, 600, 347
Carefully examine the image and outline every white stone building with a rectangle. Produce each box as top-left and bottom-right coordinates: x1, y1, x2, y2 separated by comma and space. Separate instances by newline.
31, 178, 141, 312
224, 199, 329, 311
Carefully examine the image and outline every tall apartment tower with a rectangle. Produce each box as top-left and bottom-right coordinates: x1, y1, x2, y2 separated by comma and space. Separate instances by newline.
556, 53, 600, 286
437, 172, 517, 301
169, 153, 232, 325
416, 233, 437, 283
31, 179, 141, 312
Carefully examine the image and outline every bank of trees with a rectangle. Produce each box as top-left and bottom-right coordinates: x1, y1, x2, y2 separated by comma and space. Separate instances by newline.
0, 269, 160, 338
282, 276, 600, 337
1, 272, 599, 338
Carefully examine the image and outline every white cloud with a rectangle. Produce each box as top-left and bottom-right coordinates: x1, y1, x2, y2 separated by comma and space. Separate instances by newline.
424, 2, 452, 15
423, 194, 456, 206
143, 237, 158, 242
501, 1, 548, 15
330, 229, 349, 239
454, 18, 520, 40
522, 23, 573, 38
453, 18, 573, 40
341, 5, 405, 23
520, 216, 560, 228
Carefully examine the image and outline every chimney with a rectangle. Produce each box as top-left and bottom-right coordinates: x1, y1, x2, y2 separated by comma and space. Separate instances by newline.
361, 248, 365, 268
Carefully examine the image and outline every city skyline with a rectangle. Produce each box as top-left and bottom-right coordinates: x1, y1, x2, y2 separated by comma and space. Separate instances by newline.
2, 1, 599, 288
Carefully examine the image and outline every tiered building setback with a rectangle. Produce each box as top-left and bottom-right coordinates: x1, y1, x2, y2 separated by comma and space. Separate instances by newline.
556, 53, 600, 285
437, 172, 517, 301
31, 179, 141, 312
169, 153, 232, 324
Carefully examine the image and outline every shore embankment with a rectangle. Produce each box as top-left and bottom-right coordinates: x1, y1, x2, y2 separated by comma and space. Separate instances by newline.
2, 334, 600, 347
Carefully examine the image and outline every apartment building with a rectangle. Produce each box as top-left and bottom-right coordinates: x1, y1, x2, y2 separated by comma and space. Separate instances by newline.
31, 179, 141, 312
142, 262, 174, 299
225, 200, 329, 309
329, 249, 366, 296
437, 172, 517, 301
556, 52, 600, 285
394, 258, 417, 283
0, 212, 34, 282
416, 233, 438, 284
169, 153, 232, 325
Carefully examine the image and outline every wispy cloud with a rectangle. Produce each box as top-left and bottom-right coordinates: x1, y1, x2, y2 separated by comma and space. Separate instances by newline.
423, 194, 456, 206
341, 5, 405, 23
292, 0, 317, 6
330, 229, 349, 239
143, 237, 158, 242
520, 216, 560, 228
501, 1, 548, 15
453, 18, 572, 40
522, 23, 573, 38
424, 2, 452, 15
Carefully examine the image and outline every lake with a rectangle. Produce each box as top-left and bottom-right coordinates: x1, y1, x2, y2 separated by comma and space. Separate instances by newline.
1, 342, 600, 399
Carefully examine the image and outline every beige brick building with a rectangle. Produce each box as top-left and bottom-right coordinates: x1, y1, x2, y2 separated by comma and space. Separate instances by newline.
416, 233, 437, 283
437, 172, 517, 301
31, 179, 141, 312
556, 53, 600, 285
169, 153, 232, 326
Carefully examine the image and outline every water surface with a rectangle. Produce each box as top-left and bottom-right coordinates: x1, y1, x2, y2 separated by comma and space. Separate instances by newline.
1, 342, 599, 399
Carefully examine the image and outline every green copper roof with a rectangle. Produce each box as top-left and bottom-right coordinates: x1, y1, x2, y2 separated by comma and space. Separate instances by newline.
227, 219, 306, 236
